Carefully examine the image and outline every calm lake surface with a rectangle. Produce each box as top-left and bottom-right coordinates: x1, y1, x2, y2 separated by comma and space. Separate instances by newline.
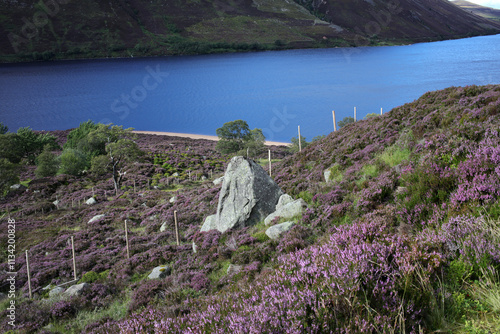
1, 34, 500, 142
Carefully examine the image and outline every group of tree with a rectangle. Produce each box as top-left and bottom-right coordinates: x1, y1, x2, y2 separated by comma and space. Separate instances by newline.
57, 121, 143, 194
215, 120, 266, 157
0, 120, 142, 197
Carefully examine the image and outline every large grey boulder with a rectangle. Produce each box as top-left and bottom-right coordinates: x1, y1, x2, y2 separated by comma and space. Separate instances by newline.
148, 265, 171, 279
264, 197, 307, 226
202, 156, 283, 233
266, 222, 295, 240
200, 215, 217, 232
64, 283, 89, 297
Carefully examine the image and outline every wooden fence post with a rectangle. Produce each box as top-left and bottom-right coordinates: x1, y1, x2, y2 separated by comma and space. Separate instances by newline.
332, 110, 337, 132
268, 150, 272, 177
124, 220, 130, 259
71, 236, 77, 281
25, 250, 32, 299
298, 126, 302, 152
380, 107, 383, 115
354, 107, 357, 122
174, 211, 180, 246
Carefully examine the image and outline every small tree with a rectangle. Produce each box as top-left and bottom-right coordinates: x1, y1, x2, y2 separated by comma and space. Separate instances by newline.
289, 135, 309, 153
64, 120, 101, 158
35, 145, 59, 178
15, 127, 59, 164
0, 133, 23, 163
215, 120, 265, 156
0, 122, 8, 135
338, 116, 355, 129
59, 148, 87, 176
0, 158, 19, 197
88, 124, 142, 195
364, 113, 378, 119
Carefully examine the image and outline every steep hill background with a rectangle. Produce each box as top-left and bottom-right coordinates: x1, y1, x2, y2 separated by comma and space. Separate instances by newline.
1, 0, 499, 62
452, 0, 500, 21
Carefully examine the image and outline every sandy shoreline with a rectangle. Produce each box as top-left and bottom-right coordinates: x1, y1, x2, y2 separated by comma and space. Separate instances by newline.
133, 130, 290, 146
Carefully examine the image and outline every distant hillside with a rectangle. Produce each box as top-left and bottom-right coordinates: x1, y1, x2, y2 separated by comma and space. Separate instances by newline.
452, 0, 500, 21
1, 0, 500, 62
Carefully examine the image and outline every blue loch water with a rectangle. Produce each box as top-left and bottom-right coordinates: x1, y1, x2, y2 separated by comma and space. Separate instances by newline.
1, 34, 500, 142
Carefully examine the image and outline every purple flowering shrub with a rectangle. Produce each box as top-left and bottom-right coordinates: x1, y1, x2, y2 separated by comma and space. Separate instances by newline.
2, 85, 500, 332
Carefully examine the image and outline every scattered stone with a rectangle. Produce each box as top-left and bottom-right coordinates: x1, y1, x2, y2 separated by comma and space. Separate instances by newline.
226, 264, 243, 275
394, 164, 402, 174
10, 184, 26, 191
49, 287, 65, 297
265, 222, 295, 240
148, 265, 171, 279
53, 199, 60, 207
88, 214, 105, 224
395, 186, 407, 196
86, 197, 97, 205
160, 222, 168, 232
202, 156, 283, 233
201, 176, 207, 181
172, 172, 179, 177
264, 198, 307, 226
276, 194, 294, 209
213, 176, 224, 185
169, 196, 177, 203
200, 214, 217, 232
323, 169, 332, 182
64, 283, 89, 297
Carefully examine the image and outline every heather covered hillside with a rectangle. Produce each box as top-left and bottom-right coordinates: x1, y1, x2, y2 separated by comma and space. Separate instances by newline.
1, 84, 500, 333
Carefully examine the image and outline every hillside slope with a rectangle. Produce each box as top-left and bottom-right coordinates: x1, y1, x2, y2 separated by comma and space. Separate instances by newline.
1, 0, 499, 62
452, 0, 500, 21
1, 84, 500, 332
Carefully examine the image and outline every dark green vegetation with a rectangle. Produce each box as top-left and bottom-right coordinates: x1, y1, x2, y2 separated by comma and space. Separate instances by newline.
215, 120, 265, 157
1, 84, 500, 332
1, 0, 500, 62
453, 0, 500, 22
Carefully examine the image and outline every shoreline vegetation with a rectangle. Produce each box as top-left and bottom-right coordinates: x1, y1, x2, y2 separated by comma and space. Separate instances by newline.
1, 32, 499, 64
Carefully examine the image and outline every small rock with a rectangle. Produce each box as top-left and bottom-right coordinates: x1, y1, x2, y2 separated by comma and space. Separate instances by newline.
88, 214, 105, 224
226, 264, 243, 275
49, 287, 65, 297
169, 196, 177, 203
323, 169, 332, 182
160, 222, 167, 232
172, 172, 179, 177
148, 265, 171, 279
53, 200, 60, 207
213, 176, 224, 186
264, 199, 306, 226
64, 283, 89, 297
265, 222, 295, 240
86, 197, 97, 205
10, 184, 26, 191
276, 194, 294, 210
395, 186, 407, 196
201, 176, 207, 181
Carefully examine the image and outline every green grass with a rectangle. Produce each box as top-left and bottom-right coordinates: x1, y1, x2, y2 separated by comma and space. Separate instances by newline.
50, 293, 131, 333
378, 145, 411, 167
